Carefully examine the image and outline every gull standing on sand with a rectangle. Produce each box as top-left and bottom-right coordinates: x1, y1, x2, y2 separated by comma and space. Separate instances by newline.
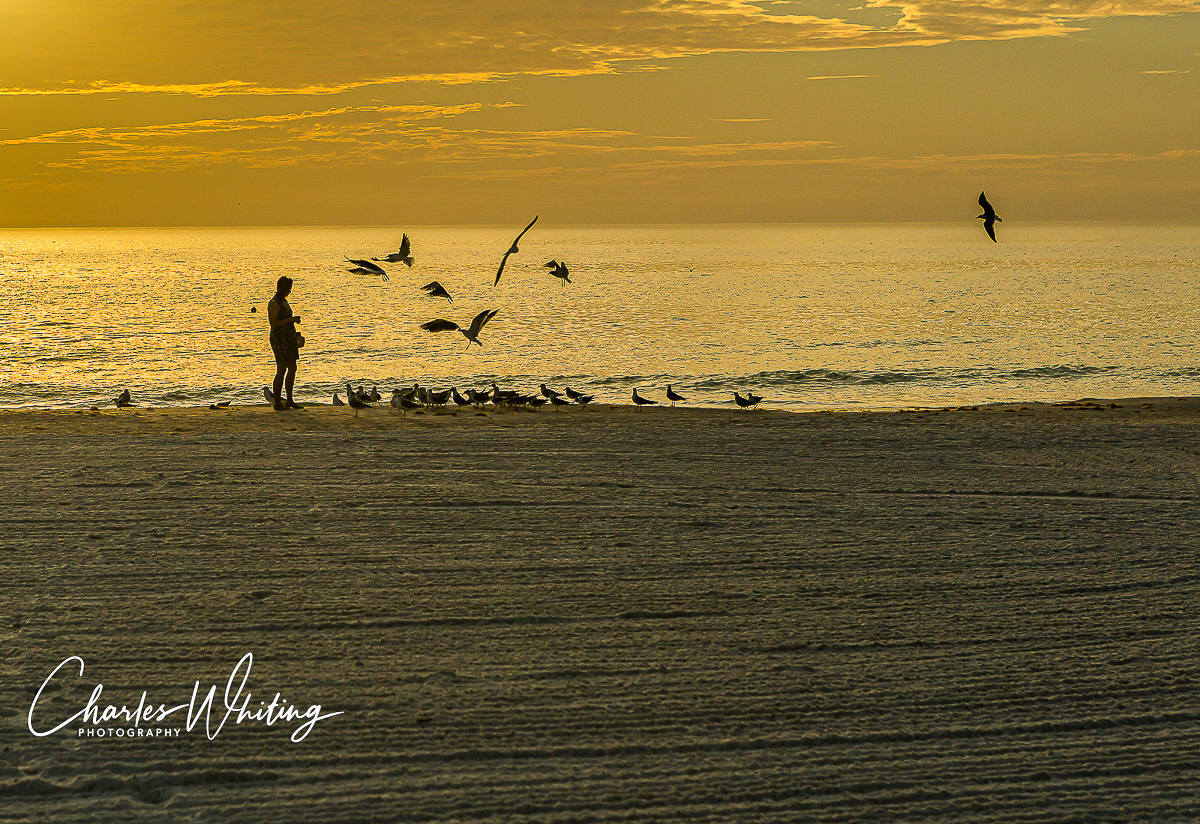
734, 392, 759, 410
332, 392, 345, 406
419, 281, 453, 302
391, 390, 422, 416
345, 256, 389, 281
545, 260, 571, 286
373, 234, 414, 266
494, 216, 538, 286
420, 309, 499, 348
346, 383, 371, 416
665, 385, 686, 407
632, 388, 658, 409
115, 389, 133, 408
540, 384, 562, 399
262, 386, 274, 404
977, 192, 1002, 243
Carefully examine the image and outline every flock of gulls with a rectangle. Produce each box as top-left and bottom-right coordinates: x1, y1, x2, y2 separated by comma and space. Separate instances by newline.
305, 382, 761, 417
107, 193, 1005, 413
322, 213, 766, 415
340, 218, 553, 350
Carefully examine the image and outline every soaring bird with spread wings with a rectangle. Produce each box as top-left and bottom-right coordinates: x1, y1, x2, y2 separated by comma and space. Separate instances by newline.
545, 260, 571, 286
345, 256, 389, 280
419, 281, 453, 302
420, 309, 499, 347
977, 192, 1002, 243
373, 234, 414, 266
494, 216, 538, 286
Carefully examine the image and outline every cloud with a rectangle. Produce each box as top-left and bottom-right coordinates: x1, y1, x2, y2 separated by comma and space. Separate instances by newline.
1141, 69, 1190, 74
807, 74, 875, 80
9, 90, 1195, 180
1, 105, 484, 146
419, 146, 1200, 183
1, 1, 1197, 96
866, 1, 1200, 40
6, 101, 834, 175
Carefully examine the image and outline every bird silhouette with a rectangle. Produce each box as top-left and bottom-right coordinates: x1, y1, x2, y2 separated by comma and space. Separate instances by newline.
632, 388, 658, 410
545, 260, 571, 286
346, 383, 371, 416
332, 392, 345, 406
977, 192, 1002, 243
734, 392, 759, 409
494, 215, 538, 285
345, 256, 389, 281
114, 389, 133, 408
373, 234, 414, 266
388, 389, 418, 416
419, 281, 453, 302
665, 385, 686, 407
420, 308, 500, 347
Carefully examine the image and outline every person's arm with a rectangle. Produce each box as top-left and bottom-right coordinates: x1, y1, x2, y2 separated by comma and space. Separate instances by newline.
267, 300, 300, 328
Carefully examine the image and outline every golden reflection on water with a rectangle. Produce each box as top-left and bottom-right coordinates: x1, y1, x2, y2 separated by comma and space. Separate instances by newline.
1, 224, 1198, 409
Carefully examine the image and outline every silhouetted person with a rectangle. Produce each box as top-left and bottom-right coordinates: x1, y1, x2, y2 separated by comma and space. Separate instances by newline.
267, 276, 304, 410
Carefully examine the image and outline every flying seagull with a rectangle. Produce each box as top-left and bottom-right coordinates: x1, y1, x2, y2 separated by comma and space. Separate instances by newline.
420, 308, 500, 347
977, 192, 1002, 243
545, 260, 571, 286
419, 281, 453, 302
632, 388, 658, 410
346, 256, 389, 281
373, 234, 414, 266
494, 215, 538, 286
665, 385, 686, 407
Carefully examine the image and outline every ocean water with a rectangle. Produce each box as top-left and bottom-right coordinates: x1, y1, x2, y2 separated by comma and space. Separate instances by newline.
1, 223, 1198, 410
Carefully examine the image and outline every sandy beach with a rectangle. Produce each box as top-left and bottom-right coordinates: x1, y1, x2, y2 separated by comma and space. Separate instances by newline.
2, 399, 1199, 822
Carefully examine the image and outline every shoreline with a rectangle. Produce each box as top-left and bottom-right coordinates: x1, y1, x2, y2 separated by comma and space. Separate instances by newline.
3, 394, 1199, 436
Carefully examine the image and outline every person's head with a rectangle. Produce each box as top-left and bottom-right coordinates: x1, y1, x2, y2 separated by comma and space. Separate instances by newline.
275, 276, 293, 298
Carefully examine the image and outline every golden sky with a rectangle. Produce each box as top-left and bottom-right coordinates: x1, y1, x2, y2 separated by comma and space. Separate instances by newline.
1, 1, 1197, 225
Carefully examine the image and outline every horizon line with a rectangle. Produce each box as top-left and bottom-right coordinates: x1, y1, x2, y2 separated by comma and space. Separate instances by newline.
4, 219, 1200, 231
